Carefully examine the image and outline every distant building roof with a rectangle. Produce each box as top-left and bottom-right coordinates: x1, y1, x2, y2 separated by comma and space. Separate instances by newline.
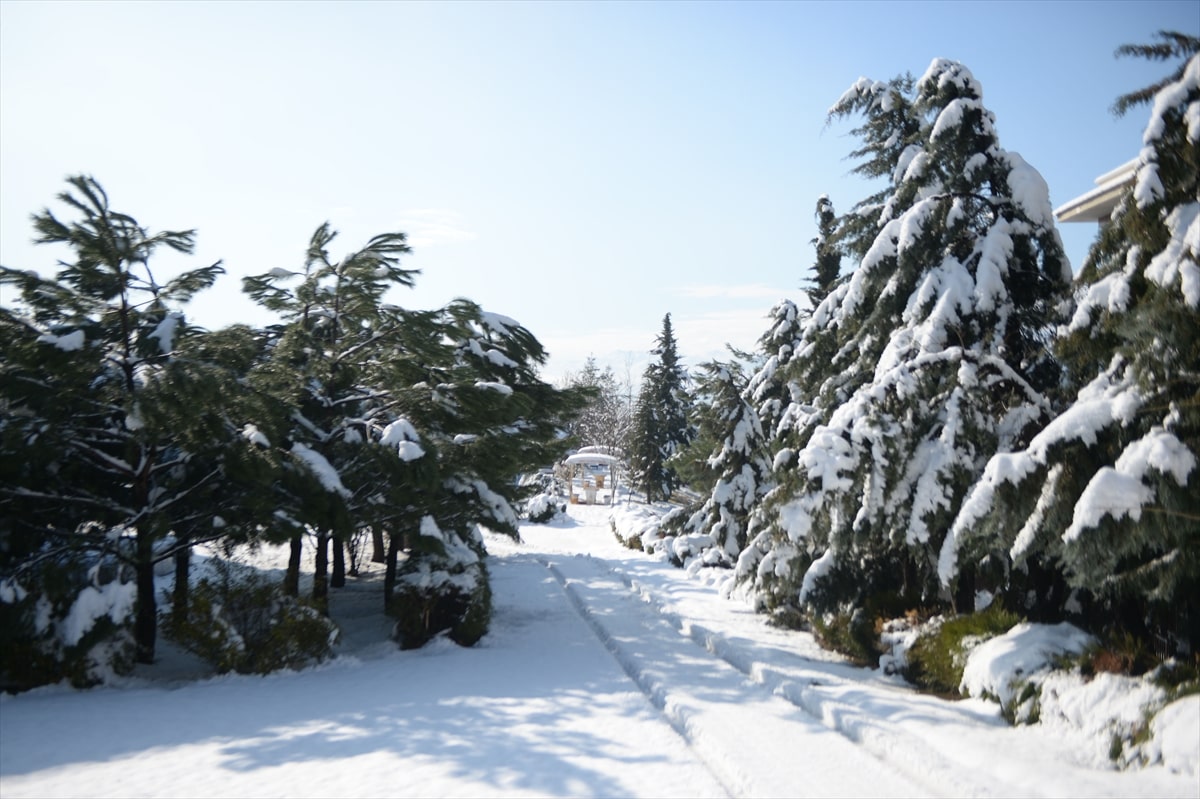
1054, 158, 1137, 224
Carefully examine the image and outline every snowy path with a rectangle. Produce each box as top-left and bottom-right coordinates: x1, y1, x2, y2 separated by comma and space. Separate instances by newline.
535, 552, 926, 797
0, 503, 1195, 798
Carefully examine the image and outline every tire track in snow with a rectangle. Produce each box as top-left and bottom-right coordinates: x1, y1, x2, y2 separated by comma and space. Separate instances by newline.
540, 559, 741, 799
584, 557, 1023, 799
539, 557, 931, 799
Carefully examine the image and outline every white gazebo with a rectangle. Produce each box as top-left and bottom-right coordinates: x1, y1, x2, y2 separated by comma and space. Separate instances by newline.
562, 447, 622, 505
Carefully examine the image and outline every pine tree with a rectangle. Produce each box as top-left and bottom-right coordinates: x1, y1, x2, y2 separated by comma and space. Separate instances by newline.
243, 222, 423, 611
0, 176, 241, 664
660, 360, 772, 568
941, 46, 1200, 653
630, 314, 694, 502
243, 226, 587, 645
734, 61, 1072, 625
805, 196, 843, 308
384, 299, 588, 646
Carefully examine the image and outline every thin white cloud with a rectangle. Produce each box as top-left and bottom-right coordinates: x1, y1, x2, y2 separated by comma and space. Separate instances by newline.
675, 283, 795, 302
673, 307, 773, 359
394, 209, 478, 249
540, 306, 779, 385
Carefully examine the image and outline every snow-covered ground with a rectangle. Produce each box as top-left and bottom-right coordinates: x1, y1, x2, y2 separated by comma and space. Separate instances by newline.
1, 503, 1196, 798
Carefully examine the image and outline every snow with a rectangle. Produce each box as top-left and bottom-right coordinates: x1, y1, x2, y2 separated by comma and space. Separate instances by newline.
2, 504, 1194, 798
959, 622, 1094, 707
290, 442, 352, 498
1005, 152, 1055, 228
1062, 428, 1196, 543
36, 329, 85, 351
241, 424, 270, 448
468, 338, 520, 369
148, 311, 183, 355
395, 441, 425, 461
930, 97, 977, 141
380, 418, 426, 461
1146, 696, 1200, 776
59, 579, 137, 648
1144, 202, 1200, 309
475, 380, 514, 395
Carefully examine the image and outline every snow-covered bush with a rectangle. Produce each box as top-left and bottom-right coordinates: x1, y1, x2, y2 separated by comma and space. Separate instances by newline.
0, 550, 136, 691
524, 490, 566, 524
954, 621, 1199, 773
165, 558, 338, 675
903, 604, 1023, 696
388, 518, 492, 649
610, 504, 671, 554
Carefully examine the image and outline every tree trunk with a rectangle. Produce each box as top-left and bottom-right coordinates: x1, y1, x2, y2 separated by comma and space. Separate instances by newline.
954, 562, 976, 615
134, 531, 157, 664
332, 535, 346, 588
372, 526, 386, 564
284, 535, 302, 597
384, 532, 399, 608
172, 537, 191, 621
313, 531, 329, 613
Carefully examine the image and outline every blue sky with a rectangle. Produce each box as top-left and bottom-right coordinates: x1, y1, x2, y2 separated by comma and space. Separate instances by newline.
2, 0, 1197, 383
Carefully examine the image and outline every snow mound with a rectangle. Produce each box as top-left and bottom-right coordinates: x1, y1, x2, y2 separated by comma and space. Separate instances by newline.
960, 621, 1093, 705
1145, 695, 1200, 776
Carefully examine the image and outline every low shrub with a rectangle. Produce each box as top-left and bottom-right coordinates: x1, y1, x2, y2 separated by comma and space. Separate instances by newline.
904, 604, 1022, 697
389, 556, 492, 649
166, 559, 338, 675
525, 491, 566, 524
812, 607, 881, 667
810, 591, 922, 668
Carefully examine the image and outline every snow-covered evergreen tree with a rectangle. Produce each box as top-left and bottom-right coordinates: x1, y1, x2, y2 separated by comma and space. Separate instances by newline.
392, 299, 587, 646
630, 313, 694, 502
734, 60, 1072, 623
941, 46, 1200, 653
745, 299, 805, 445
805, 195, 843, 308
243, 222, 420, 611
659, 360, 773, 568
244, 225, 585, 645
0, 176, 240, 663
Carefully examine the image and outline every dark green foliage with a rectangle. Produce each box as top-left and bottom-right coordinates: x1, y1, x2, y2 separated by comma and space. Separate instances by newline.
805, 195, 842, 308
1110, 31, 1200, 117
165, 558, 338, 675
0, 175, 252, 664
904, 605, 1022, 697
943, 45, 1200, 656
389, 554, 492, 649
0, 550, 135, 691
630, 314, 694, 502
805, 558, 927, 667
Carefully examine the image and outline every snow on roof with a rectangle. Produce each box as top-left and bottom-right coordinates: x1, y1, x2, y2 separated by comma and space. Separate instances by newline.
563, 452, 620, 466
1054, 158, 1137, 223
